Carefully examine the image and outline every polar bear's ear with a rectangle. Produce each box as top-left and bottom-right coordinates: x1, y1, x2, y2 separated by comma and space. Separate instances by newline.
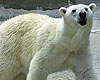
59, 7, 67, 16
89, 3, 97, 12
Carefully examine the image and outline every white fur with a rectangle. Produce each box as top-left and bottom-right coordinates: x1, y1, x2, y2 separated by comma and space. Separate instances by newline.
0, 3, 97, 80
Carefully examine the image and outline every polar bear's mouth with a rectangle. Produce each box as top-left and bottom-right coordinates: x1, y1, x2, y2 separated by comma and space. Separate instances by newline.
78, 11, 87, 26
78, 19, 87, 26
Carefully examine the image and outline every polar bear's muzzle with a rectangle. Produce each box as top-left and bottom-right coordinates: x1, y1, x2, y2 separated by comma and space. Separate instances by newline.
78, 11, 87, 26
78, 18, 87, 26
79, 11, 86, 19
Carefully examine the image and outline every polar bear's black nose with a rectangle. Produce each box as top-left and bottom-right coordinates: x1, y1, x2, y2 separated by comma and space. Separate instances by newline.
79, 12, 86, 19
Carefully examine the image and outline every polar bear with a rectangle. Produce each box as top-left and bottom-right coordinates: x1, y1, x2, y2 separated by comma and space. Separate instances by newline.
0, 3, 97, 80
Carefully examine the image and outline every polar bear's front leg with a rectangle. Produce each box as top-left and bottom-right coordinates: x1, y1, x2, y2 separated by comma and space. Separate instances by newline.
76, 66, 97, 80
27, 66, 48, 80
27, 59, 49, 80
72, 50, 98, 80
26, 53, 49, 80
65, 47, 97, 80
27, 47, 68, 80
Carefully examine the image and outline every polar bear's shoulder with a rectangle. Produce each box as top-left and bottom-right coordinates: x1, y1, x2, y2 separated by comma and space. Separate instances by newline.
1, 13, 54, 26
0, 13, 56, 35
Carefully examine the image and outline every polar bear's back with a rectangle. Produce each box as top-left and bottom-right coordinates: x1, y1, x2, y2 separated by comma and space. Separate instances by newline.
0, 13, 57, 74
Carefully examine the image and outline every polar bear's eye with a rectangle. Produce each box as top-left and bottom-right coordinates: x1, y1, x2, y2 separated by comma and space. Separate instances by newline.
72, 9, 76, 13
85, 8, 88, 11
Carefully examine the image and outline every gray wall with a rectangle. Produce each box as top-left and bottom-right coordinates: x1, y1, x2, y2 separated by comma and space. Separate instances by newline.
0, 0, 99, 10
0, 0, 67, 10
76, 0, 100, 5
0, 0, 76, 10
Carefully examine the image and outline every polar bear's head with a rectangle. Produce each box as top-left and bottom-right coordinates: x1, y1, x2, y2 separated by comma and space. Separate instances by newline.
59, 3, 96, 27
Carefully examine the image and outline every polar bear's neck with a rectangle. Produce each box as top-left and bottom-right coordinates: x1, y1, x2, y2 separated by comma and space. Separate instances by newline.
56, 18, 92, 52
